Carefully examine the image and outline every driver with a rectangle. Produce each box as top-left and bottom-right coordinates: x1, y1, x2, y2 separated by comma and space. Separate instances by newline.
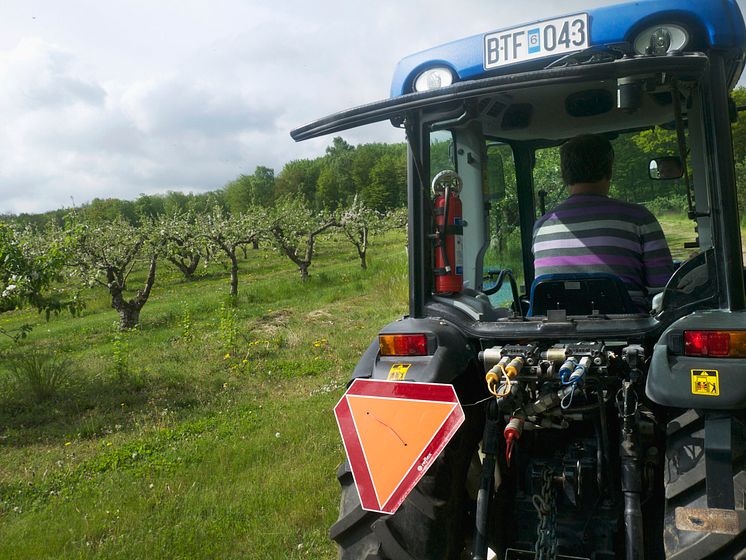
532, 134, 674, 307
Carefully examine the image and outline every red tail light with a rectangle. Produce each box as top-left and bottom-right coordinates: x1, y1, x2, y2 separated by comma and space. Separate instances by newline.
379, 334, 429, 356
684, 330, 746, 357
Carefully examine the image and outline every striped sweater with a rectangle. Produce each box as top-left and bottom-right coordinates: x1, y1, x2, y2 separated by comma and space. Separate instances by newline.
532, 194, 674, 304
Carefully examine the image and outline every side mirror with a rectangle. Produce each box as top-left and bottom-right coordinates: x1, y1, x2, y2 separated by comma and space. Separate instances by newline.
649, 156, 684, 180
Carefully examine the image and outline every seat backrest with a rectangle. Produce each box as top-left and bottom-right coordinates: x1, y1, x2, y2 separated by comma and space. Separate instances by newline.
529, 273, 639, 316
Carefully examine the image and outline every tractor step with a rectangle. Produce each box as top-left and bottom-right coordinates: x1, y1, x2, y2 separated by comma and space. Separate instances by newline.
675, 507, 746, 535
504, 548, 592, 560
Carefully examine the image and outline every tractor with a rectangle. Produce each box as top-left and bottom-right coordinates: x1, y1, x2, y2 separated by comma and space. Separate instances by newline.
292, 1, 746, 558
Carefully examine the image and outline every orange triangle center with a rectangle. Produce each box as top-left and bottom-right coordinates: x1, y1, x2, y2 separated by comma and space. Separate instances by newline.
347, 394, 456, 507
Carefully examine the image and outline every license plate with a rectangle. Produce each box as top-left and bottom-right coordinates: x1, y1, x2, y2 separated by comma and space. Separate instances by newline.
484, 13, 589, 70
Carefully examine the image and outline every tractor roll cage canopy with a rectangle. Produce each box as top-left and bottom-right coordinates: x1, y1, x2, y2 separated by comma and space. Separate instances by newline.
292, 0, 746, 142
290, 54, 707, 142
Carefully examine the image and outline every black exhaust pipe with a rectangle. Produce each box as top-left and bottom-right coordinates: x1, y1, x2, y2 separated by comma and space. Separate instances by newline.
619, 380, 644, 560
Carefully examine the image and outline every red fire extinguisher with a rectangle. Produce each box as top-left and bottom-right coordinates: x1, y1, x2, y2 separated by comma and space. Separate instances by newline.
432, 171, 463, 294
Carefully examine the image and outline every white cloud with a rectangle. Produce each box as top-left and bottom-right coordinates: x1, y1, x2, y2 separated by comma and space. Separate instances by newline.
0, 37, 283, 213
122, 77, 274, 136
0, 38, 105, 112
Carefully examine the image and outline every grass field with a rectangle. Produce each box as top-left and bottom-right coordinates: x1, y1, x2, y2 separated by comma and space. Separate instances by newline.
658, 214, 699, 261
0, 232, 408, 559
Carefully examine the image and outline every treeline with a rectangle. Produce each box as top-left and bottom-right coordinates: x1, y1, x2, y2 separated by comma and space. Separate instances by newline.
4, 138, 407, 230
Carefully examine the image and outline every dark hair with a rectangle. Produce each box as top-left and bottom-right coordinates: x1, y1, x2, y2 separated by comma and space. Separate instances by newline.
560, 134, 614, 185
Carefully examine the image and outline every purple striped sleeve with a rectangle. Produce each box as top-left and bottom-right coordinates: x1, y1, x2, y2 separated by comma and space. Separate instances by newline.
640, 215, 674, 286
535, 254, 642, 268
534, 236, 642, 252
547, 205, 646, 220
642, 239, 669, 252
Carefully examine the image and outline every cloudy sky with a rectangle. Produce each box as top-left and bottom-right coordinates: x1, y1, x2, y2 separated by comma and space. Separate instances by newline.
1, 0, 744, 214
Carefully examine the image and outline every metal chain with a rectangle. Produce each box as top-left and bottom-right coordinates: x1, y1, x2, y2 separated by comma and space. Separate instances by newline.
532, 466, 558, 560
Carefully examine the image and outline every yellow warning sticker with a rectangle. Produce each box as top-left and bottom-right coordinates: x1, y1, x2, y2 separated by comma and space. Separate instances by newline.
388, 363, 411, 381
691, 369, 720, 396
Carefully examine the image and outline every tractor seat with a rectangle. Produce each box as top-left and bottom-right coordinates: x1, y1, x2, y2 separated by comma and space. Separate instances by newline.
528, 273, 639, 316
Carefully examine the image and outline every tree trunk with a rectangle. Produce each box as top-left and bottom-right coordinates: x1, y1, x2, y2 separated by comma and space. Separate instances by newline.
108, 256, 157, 330
360, 227, 368, 270
117, 305, 140, 330
134, 256, 158, 309
111, 288, 140, 330
168, 254, 200, 278
252, 239, 260, 250
230, 253, 239, 296
300, 236, 317, 282
186, 255, 200, 277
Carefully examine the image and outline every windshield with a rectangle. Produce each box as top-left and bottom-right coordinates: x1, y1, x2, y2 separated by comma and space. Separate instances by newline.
439, 115, 731, 318
534, 130, 696, 262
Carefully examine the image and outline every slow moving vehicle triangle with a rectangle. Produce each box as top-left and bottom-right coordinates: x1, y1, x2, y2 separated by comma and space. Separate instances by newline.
334, 379, 465, 514
347, 395, 457, 506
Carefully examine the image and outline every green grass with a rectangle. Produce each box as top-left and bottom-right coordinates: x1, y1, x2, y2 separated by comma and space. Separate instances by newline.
659, 213, 746, 260
0, 217, 741, 559
658, 213, 699, 261
0, 233, 408, 559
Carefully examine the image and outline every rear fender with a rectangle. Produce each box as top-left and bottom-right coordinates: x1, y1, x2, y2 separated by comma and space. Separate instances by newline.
647, 310, 746, 409
351, 317, 478, 385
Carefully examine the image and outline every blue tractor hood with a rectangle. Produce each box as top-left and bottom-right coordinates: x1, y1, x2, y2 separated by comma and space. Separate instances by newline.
291, 0, 745, 143
390, 0, 746, 97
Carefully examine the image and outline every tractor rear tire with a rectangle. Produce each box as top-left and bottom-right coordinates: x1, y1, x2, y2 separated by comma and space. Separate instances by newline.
329, 405, 482, 560
663, 409, 746, 559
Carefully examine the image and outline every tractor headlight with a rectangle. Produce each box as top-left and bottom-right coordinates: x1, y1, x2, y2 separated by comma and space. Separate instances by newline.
633, 24, 689, 55
414, 67, 454, 92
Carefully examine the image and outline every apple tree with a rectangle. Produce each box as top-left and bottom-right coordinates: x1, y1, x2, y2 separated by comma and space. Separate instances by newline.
200, 206, 264, 297
339, 197, 382, 270
68, 218, 164, 329
0, 222, 79, 339
267, 198, 338, 282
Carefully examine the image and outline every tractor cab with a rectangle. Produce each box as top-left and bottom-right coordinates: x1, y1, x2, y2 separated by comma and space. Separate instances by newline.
419, 75, 717, 332
294, 1, 745, 337
293, 1, 746, 558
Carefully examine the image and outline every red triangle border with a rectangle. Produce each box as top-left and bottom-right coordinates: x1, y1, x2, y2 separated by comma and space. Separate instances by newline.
334, 379, 466, 514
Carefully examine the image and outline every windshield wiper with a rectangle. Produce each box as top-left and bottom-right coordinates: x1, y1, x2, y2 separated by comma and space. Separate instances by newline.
545, 44, 629, 69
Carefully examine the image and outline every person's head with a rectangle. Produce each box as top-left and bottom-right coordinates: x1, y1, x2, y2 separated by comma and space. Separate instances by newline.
560, 134, 614, 195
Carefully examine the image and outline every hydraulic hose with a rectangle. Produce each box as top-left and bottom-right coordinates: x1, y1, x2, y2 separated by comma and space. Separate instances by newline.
597, 389, 610, 496
619, 381, 644, 560
473, 399, 500, 560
